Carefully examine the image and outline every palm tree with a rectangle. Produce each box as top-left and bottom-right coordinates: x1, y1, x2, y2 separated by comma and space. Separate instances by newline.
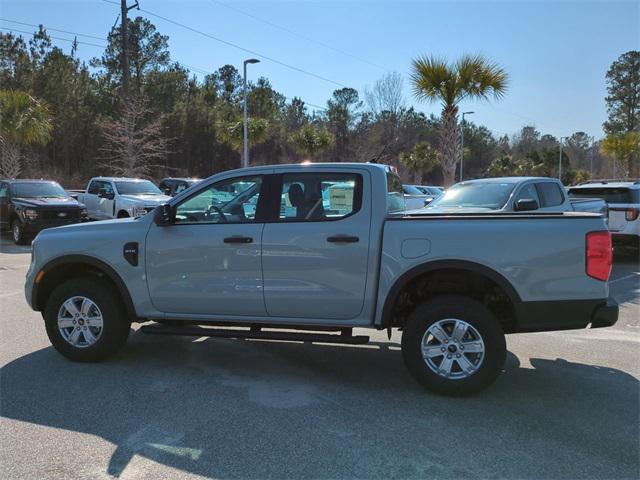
0, 90, 52, 178
410, 55, 508, 186
290, 124, 334, 160
216, 117, 269, 166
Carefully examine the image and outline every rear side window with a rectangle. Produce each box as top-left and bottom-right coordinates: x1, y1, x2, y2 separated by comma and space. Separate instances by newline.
536, 182, 564, 207
278, 173, 362, 222
568, 187, 636, 204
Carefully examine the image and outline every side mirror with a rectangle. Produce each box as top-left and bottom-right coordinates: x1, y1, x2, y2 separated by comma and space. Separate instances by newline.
154, 203, 175, 226
161, 187, 171, 195
514, 198, 539, 212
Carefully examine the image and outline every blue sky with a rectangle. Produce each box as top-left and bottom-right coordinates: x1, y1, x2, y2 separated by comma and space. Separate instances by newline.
1, 0, 638, 139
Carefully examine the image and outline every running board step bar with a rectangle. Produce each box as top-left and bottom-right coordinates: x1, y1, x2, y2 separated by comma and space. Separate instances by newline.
140, 324, 370, 344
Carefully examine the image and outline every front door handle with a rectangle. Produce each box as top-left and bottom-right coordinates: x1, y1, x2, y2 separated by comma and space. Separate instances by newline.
224, 236, 253, 244
327, 235, 359, 243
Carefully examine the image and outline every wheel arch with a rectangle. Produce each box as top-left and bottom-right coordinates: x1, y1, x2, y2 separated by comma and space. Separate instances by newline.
380, 260, 523, 332
33, 254, 137, 319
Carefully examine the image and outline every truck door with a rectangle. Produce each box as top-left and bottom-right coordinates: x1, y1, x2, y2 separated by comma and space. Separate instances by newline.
261, 171, 371, 320
98, 181, 116, 219
83, 180, 102, 219
146, 174, 267, 316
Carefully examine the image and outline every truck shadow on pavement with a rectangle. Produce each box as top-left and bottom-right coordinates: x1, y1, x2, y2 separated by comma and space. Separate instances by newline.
0, 235, 31, 254
2, 333, 639, 479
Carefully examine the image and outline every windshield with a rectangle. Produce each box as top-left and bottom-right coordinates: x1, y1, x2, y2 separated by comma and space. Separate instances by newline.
115, 181, 162, 195
568, 187, 637, 204
429, 181, 517, 209
12, 182, 69, 198
403, 185, 424, 195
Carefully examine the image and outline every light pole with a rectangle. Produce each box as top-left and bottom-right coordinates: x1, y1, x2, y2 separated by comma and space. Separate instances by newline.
558, 136, 568, 181
460, 111, 474, 182
243, 58, 260, 168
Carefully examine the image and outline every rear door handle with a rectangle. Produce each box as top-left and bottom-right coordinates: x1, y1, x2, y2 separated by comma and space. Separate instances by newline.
224, 236, 253, 244
327, 235, 359, 243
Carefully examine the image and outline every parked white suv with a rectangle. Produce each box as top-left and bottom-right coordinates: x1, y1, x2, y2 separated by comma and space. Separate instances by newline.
568, 180, 640, 251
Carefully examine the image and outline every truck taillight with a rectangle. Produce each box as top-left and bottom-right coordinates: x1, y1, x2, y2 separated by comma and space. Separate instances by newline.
625, 208, 639, 221
586, 231, 612, 282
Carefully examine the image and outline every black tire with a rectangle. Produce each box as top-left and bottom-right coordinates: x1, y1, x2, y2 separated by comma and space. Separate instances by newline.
117, 211, 130, 218
44, 277, 131, 362
11, 219, 28, 245
401, 295, 506, 397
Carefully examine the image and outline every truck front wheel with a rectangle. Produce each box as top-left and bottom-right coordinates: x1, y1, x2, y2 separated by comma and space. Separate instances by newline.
44, 277, 131, 362
11, 219, 28, 245
401, 295, 506, 396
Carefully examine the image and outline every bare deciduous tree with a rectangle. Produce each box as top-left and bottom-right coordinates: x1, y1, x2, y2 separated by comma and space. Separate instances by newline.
0, 140, 22, 178
99, 96, 171, 177
365, 72, 405, 117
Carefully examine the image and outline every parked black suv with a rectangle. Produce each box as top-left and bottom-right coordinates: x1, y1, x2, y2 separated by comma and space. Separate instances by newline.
158, 177, 201, 196
0, 179, 88, 244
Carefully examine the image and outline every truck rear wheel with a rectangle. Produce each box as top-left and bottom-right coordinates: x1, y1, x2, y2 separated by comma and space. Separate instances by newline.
401, 295, 506, 396
44, 277, 131, 362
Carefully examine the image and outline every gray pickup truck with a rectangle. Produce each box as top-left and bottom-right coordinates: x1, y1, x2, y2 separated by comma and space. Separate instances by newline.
423, 177, 607, 214
25, 163, 618, 396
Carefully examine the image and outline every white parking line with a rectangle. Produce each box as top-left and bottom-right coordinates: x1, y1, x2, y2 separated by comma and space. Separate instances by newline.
610, 273, 640, 284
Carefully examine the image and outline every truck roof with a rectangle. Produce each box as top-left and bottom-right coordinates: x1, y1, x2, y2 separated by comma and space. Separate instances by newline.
2, 179, 61, 184
89, 177, 151, 182
460, 177, 559, 184
570, 181, 640, 189
203, 162, 391, 177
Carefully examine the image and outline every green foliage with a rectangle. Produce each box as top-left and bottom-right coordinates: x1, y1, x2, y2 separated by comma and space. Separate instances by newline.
410, 54, 509, 187
290, 124, 334, 159
0, 89, 52, 146
216, 117, 270, 154
486, 154, 516, 177
0, 24, 617, 186
399, 141, 440, 182
603, 51, 640, 135
92, 17, 170, 96
600, 132, 640, 177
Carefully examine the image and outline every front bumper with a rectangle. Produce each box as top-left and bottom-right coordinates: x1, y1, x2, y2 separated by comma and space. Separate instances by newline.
21, 218, 87, 235
590, 299, 619, 328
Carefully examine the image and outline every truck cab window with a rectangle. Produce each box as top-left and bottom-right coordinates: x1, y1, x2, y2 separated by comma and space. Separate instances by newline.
387, 173, 405, 214
513, 183, 540, 206
175, 176, 263, 224
278, 173, 361, 221
536, 182, 564, 207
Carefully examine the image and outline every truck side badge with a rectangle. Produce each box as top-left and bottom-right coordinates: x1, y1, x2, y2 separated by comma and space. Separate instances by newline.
123, 242, 139, 266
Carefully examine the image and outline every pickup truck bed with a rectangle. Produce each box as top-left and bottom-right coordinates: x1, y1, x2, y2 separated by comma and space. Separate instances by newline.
24, 163, 617, 396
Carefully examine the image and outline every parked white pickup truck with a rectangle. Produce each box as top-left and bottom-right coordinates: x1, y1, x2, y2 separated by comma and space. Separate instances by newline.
77, 177, 171, 220
25, 163, 617, 396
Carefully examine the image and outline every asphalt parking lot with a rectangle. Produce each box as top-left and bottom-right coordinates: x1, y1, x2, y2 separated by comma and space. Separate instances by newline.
0, 236, 638, 480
